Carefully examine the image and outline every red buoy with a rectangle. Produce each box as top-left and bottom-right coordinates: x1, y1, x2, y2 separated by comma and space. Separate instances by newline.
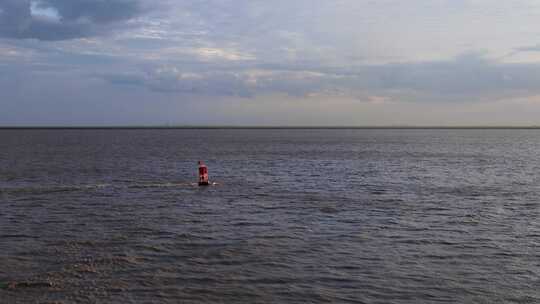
198, 161, 209, 186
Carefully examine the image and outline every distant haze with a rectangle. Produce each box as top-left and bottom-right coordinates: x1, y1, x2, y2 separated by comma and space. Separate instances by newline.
2, 0, 540, 126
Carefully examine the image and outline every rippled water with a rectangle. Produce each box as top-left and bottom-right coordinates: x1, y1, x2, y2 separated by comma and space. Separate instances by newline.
1, 129, 539, 303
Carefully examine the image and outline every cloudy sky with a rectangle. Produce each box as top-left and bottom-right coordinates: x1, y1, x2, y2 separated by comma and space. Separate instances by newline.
2, 0, 540, 126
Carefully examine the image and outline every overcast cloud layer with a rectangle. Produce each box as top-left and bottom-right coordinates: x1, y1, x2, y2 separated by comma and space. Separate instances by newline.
2, 0, 540, 125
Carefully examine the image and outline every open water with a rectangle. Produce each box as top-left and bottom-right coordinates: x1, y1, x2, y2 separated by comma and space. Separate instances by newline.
0, 129, 539, 303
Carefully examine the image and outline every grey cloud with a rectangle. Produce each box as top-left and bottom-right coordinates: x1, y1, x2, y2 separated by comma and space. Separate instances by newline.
365, 54, 540, 101
104, 69, 256, 97
0, 0, 143, 40
99, 73, 145, 86
515, 45, 540, 52
98, 53, 540, 102
98, 68, 318, 97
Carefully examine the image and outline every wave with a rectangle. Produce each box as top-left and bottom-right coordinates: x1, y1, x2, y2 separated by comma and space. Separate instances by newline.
0, 182, 197, 195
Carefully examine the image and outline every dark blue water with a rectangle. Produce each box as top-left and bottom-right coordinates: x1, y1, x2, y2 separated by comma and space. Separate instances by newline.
1, 129, 539, 303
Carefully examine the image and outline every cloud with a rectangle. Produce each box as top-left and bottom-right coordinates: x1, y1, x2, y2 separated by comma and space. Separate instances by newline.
0, 0, 143, 40
367, 53, 540, 102
145, 47, 256, 62
94, 52, 540, 103
99, 68, 256, 97
515, 45, 540, 52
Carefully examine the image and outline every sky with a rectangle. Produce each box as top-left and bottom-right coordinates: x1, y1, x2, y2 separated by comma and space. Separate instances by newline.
2, 0, 540, 126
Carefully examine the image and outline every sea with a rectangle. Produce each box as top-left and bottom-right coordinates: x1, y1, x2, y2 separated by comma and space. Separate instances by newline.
0, 129, 539, 303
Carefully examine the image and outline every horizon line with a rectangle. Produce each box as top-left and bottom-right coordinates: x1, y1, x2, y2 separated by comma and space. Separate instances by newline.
2, 125, 540, 130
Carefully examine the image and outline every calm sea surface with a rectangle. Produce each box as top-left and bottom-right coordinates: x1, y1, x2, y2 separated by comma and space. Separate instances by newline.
1, 129, 539, 303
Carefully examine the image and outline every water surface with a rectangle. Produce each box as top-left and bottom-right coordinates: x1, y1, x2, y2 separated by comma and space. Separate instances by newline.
1, 129, 539, 303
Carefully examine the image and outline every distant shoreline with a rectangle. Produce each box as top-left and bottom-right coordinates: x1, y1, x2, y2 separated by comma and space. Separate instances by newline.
2, 126, 540, 130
